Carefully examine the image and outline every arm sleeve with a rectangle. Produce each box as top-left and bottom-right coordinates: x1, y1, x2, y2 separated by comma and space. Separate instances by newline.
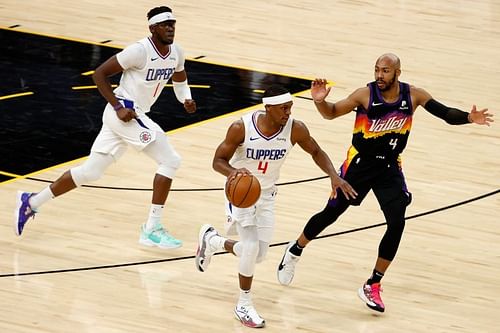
174, 44, 185, 72
424, 99, 471, 125
116, 43, 147, 70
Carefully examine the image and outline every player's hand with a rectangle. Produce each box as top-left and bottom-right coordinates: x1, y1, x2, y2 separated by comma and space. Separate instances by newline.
469, 105, 494, 126
311, 78, 332, 103
116, 107, 137, 122
329, 174, 357, 200
184, 99, 197, 113
227, 168, 251, 182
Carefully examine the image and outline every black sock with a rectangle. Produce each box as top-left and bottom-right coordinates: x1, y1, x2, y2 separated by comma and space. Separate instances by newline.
289, 241, 303, 256
367, 269, 384, 285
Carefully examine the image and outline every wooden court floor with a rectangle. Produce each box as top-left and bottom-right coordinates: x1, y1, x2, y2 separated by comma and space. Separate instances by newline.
0, 1, 499, 332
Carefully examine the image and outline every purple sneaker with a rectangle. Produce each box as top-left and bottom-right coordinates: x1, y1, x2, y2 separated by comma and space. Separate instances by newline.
14, 191, 36, 236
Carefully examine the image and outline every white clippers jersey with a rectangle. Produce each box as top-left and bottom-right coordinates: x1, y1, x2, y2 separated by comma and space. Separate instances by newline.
230, 111, 294, 191
114, 37, 185, 113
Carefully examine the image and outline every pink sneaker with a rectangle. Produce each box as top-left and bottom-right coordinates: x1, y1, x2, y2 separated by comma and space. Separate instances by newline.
358, 282, 385, 312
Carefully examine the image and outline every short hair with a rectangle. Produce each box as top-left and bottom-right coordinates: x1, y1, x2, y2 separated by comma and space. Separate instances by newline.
147, 6, 173, 20
263, 85, 289, 98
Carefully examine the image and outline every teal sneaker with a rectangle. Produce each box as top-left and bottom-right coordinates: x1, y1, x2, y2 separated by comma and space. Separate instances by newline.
139, 224, 182, 249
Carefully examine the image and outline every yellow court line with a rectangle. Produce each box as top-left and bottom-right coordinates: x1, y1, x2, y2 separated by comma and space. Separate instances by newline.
81, 70, 95, 76
72, 84, 117, 90
0, 26, 123, 49
0, 157, 89, 186
0, 92, 34, 100
0, 170, 22, 177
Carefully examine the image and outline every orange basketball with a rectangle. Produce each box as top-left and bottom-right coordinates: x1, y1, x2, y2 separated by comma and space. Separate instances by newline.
225, 174, 261, 208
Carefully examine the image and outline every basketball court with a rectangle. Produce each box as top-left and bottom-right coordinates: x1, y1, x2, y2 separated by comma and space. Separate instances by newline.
0, 1, 499, 332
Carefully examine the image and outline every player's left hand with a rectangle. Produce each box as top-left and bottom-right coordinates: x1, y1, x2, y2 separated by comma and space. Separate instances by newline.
184, 99, 196, 113
469, 105, 494, 126
330, 174, 357, 200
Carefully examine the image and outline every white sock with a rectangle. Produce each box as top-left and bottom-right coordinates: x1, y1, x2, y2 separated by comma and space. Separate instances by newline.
238, 288, 252, 307
29, 187, 55, 210
210, 234, 227, 251
146, 204, 164, 231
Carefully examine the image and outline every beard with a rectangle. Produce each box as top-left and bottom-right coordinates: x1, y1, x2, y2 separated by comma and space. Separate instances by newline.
377, 73, 397, 91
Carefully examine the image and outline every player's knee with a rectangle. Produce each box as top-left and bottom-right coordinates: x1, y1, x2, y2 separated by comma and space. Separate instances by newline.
242, 240, 259, 260
303, 206, 339, 240
155, 147, 181, 178
71, 164, 104, 186
70, 153, 113, 186
157, 156, 181, 179
238, 240, 259, 276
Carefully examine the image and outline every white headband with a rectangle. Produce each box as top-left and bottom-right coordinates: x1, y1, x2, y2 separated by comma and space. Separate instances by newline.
148, 12, 176, 25
262, 92, 292, 105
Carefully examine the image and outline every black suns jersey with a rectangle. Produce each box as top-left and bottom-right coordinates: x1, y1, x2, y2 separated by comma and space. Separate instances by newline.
351, 81, 413, 158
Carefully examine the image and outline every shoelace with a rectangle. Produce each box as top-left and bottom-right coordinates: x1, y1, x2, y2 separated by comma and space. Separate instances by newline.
368, 284, 383, 304
152, 227, 177, 241
24, 205, 36, 220
283, 254, 298, 272
238, 305, 263, 323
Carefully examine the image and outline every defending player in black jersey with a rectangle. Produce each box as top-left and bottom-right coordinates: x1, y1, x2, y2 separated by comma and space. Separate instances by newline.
277, 53, 493, 313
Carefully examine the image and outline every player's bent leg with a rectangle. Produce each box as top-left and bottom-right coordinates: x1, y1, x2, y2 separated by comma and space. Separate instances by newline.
143, 132, 181, 179
139, 134, 182, 248
14, 152, 115, 236
195, 224, 220, 272
71, 152, 115, 186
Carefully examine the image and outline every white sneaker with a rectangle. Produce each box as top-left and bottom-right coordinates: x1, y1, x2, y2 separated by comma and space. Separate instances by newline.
277, 241, 300, 286
195, 224, 219, 272
234, 304, 265, 328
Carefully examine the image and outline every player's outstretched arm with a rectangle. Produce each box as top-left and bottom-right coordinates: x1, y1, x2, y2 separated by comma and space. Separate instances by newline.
311, 79, 364, 120
414, 86, 493, 126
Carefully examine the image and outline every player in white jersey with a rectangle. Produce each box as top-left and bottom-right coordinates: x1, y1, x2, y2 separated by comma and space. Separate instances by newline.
194, 85, 357, 328
14, 6, 196, 249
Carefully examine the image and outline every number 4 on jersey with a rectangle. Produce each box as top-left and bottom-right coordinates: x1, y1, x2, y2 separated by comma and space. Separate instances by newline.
257, 161, 268, 174
389, 138, 398, 150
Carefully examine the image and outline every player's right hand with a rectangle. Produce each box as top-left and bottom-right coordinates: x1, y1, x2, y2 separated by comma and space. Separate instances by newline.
311, 78, 332, 103
227, 168, 251, 182
116, 107, 138, 122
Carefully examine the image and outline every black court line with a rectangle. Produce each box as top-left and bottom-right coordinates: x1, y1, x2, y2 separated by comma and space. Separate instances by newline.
1, 188, 497, 278
295, 95, 313, 101
25, 175, 328, 191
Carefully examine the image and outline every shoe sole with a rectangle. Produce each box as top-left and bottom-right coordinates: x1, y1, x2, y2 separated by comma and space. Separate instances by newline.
357, 287, 385, 313
13, 191, 24, 236
276, 241, 295, 286
138, 238, 182, 249
195, 224, 214, 272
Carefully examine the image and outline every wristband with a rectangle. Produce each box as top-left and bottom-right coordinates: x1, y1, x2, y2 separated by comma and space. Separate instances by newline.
467, 113, 472, 123
113, 103, 124, 111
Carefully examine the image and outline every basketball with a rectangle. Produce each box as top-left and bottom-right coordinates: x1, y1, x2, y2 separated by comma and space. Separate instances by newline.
225, 173, 261, 208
